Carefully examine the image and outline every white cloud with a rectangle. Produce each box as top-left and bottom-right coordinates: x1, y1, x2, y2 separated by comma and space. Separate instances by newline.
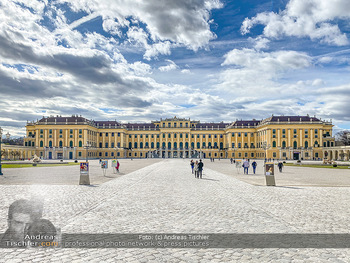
56, 0, 223, 56
181, 69, 192, 74
222, 49, 311, 72
241, 0, 350, 46
159, 60, 178, 72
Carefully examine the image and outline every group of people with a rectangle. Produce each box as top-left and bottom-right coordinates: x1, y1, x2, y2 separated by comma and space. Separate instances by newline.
242, 159, 258, 174
240, 159, 284, 174
190, 159, 204, 179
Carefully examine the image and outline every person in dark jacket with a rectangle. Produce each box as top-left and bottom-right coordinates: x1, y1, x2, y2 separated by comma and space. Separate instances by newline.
198, 159, 204, 179
190, 160, 194, 174
252, 160, 257, 174
278, 162, 283, 172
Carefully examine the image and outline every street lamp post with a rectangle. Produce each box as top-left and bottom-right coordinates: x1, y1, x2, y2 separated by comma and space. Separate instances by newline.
83, 143, 92, 162
263, 142, 271, 161
0, 127, 3, 175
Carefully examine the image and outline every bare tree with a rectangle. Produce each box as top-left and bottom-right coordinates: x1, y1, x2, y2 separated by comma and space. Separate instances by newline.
336, 130, 350, 146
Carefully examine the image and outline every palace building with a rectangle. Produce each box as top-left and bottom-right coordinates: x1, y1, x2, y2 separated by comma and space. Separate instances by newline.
22, 115, 335, 161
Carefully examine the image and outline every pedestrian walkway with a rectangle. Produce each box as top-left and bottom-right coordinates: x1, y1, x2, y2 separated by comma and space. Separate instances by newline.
1, 159, 350, 262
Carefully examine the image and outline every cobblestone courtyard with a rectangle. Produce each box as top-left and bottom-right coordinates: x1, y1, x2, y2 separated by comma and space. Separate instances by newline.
1, 159, 350, 262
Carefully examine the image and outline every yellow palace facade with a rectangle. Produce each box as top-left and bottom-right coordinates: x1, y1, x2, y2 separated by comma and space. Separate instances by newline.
23, 115, 334, 161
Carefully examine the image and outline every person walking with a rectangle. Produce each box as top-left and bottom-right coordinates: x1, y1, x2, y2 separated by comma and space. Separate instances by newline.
278, 161, 283, 172
116, 160, 120, 173
243, 159, 250, 174
230, 158, 233, 164
198, 159, 204, 179
194, 161, 199, 178
190, 160, 194, 174
252, 160, 257, 174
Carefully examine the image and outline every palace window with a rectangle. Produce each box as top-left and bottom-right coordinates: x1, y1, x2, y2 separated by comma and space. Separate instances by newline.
111, 142, 114, 148
79, 129, 82, 134
105, 142, 108, 148
273, 129, 276, 134
112, 133, 114, 137
238, 143, 241, 148
238, 133, 241, 137
232, 132, 235, 137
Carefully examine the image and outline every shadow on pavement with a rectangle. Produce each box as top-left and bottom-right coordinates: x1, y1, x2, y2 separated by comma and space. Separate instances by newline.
200, 178, 220, 182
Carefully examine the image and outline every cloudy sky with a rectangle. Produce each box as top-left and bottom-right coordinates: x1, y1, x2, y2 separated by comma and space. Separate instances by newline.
1, 0, 350, 137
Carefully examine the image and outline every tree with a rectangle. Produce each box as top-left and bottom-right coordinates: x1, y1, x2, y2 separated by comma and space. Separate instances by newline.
336, 130, 350, 146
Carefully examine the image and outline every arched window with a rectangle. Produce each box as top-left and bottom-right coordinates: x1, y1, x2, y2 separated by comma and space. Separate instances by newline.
197, 142, 200, 149
79, 141, 82, 147
145, 142, 149, 148
40, 141, 43, 147
129, 142, 132, 149
174, 142, 177, 149
202, 142, 206, 148
162, 142, 166, 148
156, 142, 160, 148
282, 141, 286, 148
293, 141, 297, 149
305, 141, 308, 148
134, 142, 138, 148
140, 142, 143, 148
151, 142, 154, 148
208, 142, 212, 148
314, 141, 318, 147
28, 141, 31, 146
272, 141, 276, 148
185, 142, 189, 149
214, 142, 218, 148
191, 142, 194, 148
168, 142, 171, 149
220, 142, 223, 149
49, 141, 52, 147
59, 141, 63, 147
70, 141, 73, 147
179, 142, 183, 149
